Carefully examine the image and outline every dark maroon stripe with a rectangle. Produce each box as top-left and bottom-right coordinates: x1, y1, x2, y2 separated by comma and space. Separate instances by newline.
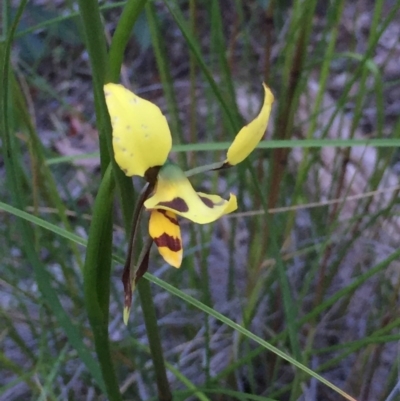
154, 233, 182, 252
159, 210, 179, 225
199, 195, 214, 208
158, 197, 189, 212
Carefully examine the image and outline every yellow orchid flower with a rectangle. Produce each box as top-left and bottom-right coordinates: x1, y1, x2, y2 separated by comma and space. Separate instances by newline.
145, 162, 238, 267
104, 83, 273, 319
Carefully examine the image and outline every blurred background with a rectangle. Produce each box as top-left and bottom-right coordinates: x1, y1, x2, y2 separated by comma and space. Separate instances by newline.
1, 0, 400, 400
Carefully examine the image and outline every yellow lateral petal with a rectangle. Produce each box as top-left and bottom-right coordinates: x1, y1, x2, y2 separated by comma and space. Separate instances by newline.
104, 83, 172, 177
149, 210, 182, 268
144, 164, 237, 224
226, 83, 274, 166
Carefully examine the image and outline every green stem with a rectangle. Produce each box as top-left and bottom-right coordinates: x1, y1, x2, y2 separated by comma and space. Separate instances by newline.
121, 187, 172, 396
138, 278, 173, 401
185, 161, 226, 177
77, 1, 124, 399
83, 165, 121, 401
105, 1, 172, 398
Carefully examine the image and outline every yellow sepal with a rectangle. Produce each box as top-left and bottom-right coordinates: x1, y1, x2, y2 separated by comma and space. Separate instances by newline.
104, 83, 172, 177
144, 164, 237, 224
226, 83, 274, 165
149, 210, 183, 268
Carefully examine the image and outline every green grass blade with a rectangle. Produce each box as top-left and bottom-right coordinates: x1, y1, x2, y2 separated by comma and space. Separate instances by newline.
0, 1, 106, 393
147, 275, 356, 401
83, 164, 122, 401
107, 0, 148, 82
0, 200, 361, 401
164, 1, 241, 134
45, 137, 400, 166
146, 2, 185, 146
76, 0, 110, 172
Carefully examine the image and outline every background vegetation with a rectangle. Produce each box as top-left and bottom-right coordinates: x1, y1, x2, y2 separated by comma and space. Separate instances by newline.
1, 0, 400, 400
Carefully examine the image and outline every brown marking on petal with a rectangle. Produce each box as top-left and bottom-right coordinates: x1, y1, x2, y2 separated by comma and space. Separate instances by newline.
158, 197, 189, 212
199, 196, 215, 208
154, 233, 182, 251
159, 210, 179, 225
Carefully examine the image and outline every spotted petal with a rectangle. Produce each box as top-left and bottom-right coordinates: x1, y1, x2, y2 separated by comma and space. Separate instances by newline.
226, 83, 274, 166
149, 210, 183, 268
144, 163, 237, 224
104, 83, 172, 177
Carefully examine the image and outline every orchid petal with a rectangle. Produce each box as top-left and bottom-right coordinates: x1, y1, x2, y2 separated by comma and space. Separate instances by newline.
149, 210, 183, 268
104, 83, 172, 177
144, 163, 237, 224
226, 83, 274, 166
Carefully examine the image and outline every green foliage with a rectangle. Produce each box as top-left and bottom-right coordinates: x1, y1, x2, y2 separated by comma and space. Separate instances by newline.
1, 0, 400, 400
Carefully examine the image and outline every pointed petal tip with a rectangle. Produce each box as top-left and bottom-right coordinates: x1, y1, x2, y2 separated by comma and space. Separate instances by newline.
228, 193, 238, 213
123, 306, 131, 325
167, 253, 182, 268
262, 82, 275, 104
158, 248, 183, 268
225, 83, 274, 166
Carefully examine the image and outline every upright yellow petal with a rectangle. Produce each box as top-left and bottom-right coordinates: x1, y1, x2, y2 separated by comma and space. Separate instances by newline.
149, 210, 183, 268
104, 83, 172, 177
226, 83, 274, 166
144, 163, 237, 224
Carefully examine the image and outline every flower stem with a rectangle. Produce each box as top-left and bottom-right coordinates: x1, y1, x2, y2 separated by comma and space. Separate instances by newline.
137, 278, 172, 401
83, 165, 122, 401
78, 1, 171, 399
122, 183, 172, 396
185, 161, 227, 177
